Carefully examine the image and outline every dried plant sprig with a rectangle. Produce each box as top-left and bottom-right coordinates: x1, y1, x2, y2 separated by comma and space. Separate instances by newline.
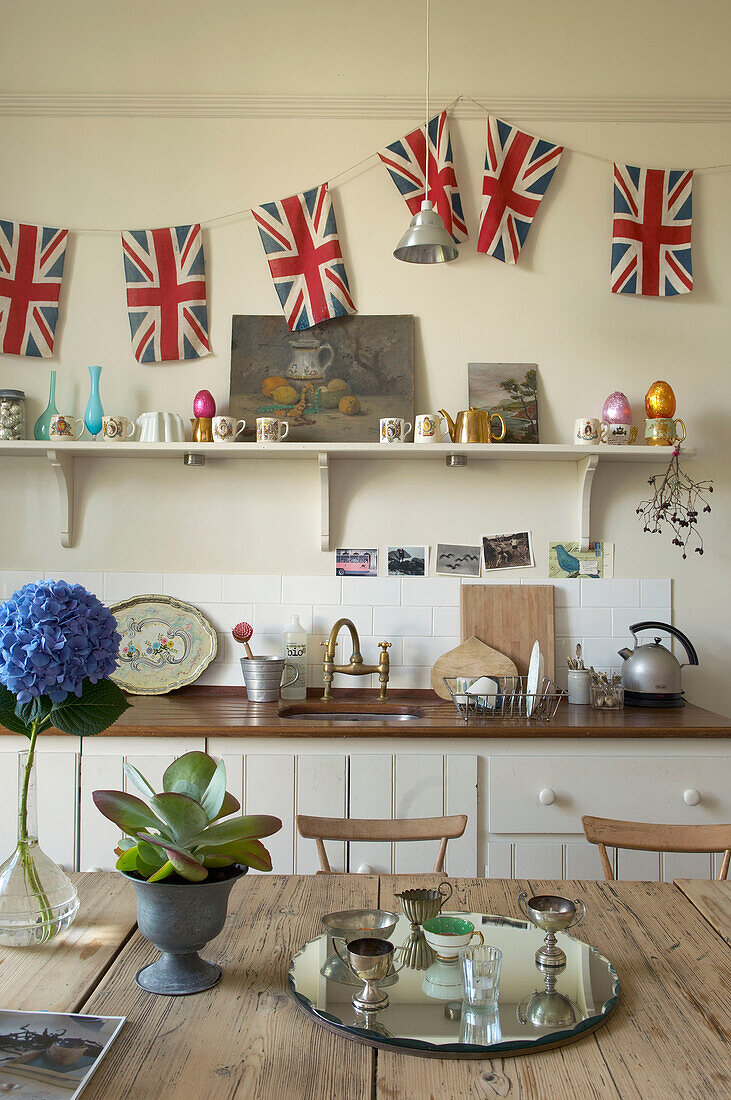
635, 445, 713, 559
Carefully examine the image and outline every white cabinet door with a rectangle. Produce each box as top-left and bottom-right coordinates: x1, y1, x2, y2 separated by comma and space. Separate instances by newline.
295, 755, 347, 873
0, 736, 80, 872
393, 754, 444, 874
445, 755, 478, 877
349, 754, 393, 873
245, 754, 295, 875
79, 736, 204, 871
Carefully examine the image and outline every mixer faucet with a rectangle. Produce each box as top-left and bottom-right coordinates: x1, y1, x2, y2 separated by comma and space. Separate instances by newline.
321, 618, 391, 701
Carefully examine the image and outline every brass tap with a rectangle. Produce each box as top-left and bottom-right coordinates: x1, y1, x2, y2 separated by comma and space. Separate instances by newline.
321, 617, 391, 700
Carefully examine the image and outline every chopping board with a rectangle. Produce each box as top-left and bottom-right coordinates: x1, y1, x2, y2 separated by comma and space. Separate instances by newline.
430, 635, 519, 700
460, 584, 555, 679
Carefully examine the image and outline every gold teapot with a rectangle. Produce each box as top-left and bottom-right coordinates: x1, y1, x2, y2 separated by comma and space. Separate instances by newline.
439, 407, 506, 444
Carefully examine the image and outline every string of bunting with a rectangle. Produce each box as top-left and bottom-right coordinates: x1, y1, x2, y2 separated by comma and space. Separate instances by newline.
1, 94, 729, 360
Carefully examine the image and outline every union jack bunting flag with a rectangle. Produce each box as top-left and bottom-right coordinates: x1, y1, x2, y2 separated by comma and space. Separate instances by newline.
611, 164, 693, 296
0, 221, 68, 357
122, 224, 210, 362
477, 117, 563, 264
253, 182, 356, 332
379, 111, 468, 243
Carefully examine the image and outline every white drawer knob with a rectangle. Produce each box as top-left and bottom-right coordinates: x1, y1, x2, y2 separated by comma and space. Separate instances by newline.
683, 789, 701, 806
539, 788, 556, 806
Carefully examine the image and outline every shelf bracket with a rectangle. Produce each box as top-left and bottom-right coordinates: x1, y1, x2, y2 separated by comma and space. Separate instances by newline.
47, 449, 75, 548
577, 454, 599, 552
318, 452, 330, 552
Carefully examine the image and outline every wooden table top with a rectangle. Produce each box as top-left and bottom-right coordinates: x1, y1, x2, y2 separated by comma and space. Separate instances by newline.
31, 686, 731, 738
1, 874, 729, 1099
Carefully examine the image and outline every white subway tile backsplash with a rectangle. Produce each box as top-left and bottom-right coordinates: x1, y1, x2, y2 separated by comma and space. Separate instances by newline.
403, 636, 460, 665
641, 579, 672, 607
162, 572, 222, 603
402, 577, 460, 606
386, 666, 432, 690
282, 575, 342, 604
373, 606, 431, 637
195, 603, 254, 632
222, 574, 281, 604
612, 607, 671, 639
433, 606, 460, 636
357, 636, 404, 665
312, 605, 373, 635
544, 579, 581, 607
253, 604, 313, 634
103, 571, 164, 603
0, 571, 47, 598
50, 571, 105, 598
581, 637, 625, 667
342, 577, 400, 605
555, 637, 582, 668
556, 607, 612, 637
580, 578, 640, 607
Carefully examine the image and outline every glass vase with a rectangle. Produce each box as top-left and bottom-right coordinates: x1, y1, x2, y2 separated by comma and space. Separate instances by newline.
84, 364, 104, 438
33, 369, 59, 441
0, 751, 79, 946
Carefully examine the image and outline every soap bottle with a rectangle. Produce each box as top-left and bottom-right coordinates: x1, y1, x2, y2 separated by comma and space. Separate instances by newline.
282, 614, 307, 700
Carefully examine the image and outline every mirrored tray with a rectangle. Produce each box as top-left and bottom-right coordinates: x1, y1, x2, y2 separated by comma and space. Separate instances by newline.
288, 912, 619, 1059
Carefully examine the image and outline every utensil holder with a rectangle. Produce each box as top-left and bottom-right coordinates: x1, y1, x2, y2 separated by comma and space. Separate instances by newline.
240, 656, 298, 702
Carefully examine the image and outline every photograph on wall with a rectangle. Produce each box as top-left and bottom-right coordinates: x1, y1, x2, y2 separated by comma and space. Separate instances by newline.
0, 1010, 124, 1099
549, 540, 614, 579
335, 548, 378, 577
435, 543, 481, 578
468, 363, 539, 443
482, 531, 534, 571
230, 315, 414, 443
387, 546, 427, 577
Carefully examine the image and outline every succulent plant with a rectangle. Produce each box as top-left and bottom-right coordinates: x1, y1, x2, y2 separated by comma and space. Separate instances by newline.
93, 751, 282, 883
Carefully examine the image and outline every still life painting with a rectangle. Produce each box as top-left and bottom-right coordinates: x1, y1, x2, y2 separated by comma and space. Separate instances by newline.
230, 315, 415, 443
468, 363, 539, 443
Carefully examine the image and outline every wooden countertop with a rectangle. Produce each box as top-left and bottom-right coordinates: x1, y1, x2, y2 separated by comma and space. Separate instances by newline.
40, 687, 731, 738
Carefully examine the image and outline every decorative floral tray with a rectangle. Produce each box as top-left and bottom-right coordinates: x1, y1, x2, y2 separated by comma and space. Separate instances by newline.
109, 594, 217, 695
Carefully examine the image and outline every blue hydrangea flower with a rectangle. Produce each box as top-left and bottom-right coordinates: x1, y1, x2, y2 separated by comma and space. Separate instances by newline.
0, 580, 121, 704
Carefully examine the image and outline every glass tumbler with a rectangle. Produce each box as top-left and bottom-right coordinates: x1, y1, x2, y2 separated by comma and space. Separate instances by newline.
460, 944, 502, 1010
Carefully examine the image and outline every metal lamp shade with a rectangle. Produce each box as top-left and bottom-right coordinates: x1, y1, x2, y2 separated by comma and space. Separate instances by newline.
393, 200, 458, 264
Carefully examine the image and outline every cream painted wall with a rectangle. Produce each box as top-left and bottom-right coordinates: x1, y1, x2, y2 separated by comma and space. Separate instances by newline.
0, 1, 729, 713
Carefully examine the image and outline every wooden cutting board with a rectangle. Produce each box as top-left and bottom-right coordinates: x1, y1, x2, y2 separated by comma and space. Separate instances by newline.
460, 584, 555, 679
430, 635, 519, 699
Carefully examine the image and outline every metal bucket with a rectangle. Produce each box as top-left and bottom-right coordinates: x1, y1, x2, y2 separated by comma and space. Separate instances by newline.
240, 656, 299, 702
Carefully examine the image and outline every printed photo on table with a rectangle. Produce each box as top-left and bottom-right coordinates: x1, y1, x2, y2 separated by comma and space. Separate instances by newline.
435, 544, 481, 578
335, 548, 378, 577
482, 531, 534, 571
387, 546, 427, 577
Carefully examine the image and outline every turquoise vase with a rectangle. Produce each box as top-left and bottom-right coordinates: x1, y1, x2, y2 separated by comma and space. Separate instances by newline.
33, 370, 59, 441
84, 365, 104, 438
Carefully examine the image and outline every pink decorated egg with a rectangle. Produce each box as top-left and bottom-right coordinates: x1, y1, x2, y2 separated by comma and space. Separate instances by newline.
193, 389, 216, 417
601, 391, 632, 425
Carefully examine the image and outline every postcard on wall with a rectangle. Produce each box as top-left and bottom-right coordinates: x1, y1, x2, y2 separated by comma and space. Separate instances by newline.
482, 531, 534, 571
387, 546, 427, 577
230, 315, 415, 443
0, 1010, 125, 1100
548, 541, 614, 579
335, 548, 378, 577
435, 544, 481, 578
468, 363, 539, 443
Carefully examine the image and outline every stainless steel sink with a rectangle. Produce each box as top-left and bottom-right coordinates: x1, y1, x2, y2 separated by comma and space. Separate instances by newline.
279, 706, 423, 722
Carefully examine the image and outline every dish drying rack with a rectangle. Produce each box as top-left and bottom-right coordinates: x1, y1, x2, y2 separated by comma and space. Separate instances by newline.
444, 676, 567, 723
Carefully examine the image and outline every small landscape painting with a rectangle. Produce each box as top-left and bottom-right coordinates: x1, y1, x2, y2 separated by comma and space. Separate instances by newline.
468, 363, 539, 443
230, 315, 415, 443
435, 543, 481, 578
387, 546, 427, 577
482, 531, 534, 571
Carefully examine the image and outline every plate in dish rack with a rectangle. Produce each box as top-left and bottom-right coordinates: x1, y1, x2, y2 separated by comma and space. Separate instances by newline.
109, 594, 217, 695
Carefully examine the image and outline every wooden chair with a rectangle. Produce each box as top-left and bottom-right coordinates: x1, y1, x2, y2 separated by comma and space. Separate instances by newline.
296, 814, 468, 874
581, 815, 731, 881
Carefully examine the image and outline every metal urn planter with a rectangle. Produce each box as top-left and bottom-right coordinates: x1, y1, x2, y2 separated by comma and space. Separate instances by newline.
124, 867, 247, 995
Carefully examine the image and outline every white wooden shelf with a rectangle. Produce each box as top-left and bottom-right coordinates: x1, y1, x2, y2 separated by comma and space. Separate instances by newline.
0, 440, 695, 552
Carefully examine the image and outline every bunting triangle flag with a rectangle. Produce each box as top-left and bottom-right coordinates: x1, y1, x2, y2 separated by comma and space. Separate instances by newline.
477, 116, 563, 263
611, 164, 693, 296
253, 182, 356, 332
379, 111, 468, 243
122, 224, 210, 362
0, 220, 68, 357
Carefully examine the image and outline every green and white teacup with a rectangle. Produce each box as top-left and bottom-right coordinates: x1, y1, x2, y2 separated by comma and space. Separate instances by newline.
423, 915, 484, 961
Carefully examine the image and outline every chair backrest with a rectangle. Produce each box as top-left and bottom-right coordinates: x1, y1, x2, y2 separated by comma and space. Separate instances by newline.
581, 815, 731, 881
296, 814, 468, 873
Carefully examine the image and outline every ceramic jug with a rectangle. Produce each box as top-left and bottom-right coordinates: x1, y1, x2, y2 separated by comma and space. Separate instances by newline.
286, 337, 334, 385
135, 412, 186, 443
439, 407, 507, 444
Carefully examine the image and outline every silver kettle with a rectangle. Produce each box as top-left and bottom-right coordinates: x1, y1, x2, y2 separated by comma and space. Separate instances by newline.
618, 621, 698, 708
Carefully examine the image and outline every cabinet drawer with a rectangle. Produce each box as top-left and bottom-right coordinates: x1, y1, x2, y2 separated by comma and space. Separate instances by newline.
489, 756, 731, 834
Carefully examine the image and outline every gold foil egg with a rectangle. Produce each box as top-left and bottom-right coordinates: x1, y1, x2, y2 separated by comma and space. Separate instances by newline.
645, 380, 676, 419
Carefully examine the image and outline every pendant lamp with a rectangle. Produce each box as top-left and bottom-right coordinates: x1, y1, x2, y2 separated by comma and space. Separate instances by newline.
394, 0, 458, 264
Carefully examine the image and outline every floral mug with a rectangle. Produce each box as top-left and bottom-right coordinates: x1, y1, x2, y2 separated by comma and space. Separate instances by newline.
257, 417, 289, 443
213, 416, 246, 443
49, 414, 85, 441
